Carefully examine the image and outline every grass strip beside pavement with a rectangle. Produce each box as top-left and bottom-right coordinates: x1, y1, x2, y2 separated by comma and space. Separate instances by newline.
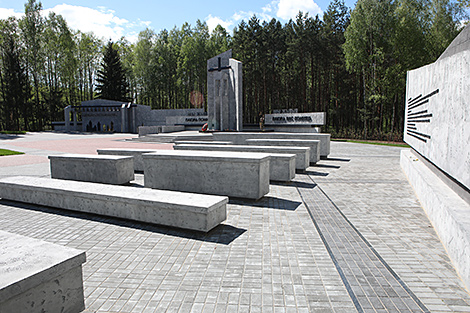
0, 131, 26, 135
332, 138, 410, 148
0, 149, 25, 156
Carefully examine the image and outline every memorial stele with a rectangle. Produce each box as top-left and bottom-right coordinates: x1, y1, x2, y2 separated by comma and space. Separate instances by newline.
402, 23, 470, 291
404, 24, 470, 191
207, 50, 243, 131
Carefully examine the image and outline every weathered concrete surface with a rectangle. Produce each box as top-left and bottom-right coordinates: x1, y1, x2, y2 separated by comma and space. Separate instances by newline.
0, 230, 86, 313
49, 154, 135, 184
401, 149, 470, 291
174, 140, 233, 145
1, 136, 470, 312
404, 28, 470, 190
97, 148, 158, 172
0, 176, 228, 232
143, 150, 270, 199
245, 138, 320, 164
174, 144, 295, 182
173, 143, 309, 171
212, 132, 330, 158
207, 50, 243, 131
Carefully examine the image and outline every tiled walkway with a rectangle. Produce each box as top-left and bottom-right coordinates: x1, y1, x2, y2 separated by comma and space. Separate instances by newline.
0, 133, 469, 312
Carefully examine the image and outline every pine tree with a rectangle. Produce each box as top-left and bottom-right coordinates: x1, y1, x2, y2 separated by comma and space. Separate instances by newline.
95, 41, 130, 102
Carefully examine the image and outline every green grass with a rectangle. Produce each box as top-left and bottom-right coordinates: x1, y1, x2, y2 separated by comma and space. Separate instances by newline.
332, 138, 409, 147
0, 149, 24, 156
0, 130, 27, 135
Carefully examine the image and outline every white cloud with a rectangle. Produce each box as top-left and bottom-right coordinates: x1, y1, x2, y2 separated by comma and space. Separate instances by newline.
0, 8, 23, 20
43, 4, 147, 41
206, 0, 323, 34
205, 14, 233, 33
0, 4, 150, 42
276, 0, 323, 20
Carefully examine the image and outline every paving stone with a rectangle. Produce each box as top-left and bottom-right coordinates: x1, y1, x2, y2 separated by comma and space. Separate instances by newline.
1, 134, 470, 312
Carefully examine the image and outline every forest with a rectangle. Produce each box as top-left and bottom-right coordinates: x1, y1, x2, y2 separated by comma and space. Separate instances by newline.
0, 0, 466, 140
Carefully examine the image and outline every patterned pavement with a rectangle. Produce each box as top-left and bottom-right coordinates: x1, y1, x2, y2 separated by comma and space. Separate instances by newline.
0, 133, 469, 312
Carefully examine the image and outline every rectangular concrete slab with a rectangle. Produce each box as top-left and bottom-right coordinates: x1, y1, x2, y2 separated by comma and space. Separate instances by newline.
143, 150, 270, 199
212, 132, 330, 158
245, 138, 321, 164
49, 154, 134, 184
174, 145, 295, 181
174, 140, 233, 145
0, 230, 86, 313
97, 148, 158, 172
0, 176, 228, 232
173, 144, 309, 171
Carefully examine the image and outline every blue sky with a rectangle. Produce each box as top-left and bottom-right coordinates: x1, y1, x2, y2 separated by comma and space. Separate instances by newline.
0, 0, 357, 42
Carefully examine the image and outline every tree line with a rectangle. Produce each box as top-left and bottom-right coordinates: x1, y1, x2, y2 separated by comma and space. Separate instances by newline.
0, 0, 465, 139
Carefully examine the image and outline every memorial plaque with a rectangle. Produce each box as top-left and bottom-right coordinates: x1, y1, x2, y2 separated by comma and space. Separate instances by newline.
264, 112, 325, 126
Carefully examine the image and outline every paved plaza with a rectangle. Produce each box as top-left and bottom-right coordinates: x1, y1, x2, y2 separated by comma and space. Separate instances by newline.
1, 132, 469, 312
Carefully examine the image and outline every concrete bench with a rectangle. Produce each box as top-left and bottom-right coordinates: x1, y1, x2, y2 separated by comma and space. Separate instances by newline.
0, 230, 86, 313
174, 140, 233, 145
212, 132, 331, 158
173, 144, 309, 171
0, 176, 228, 232
174, 145, 295, 181
245, 138, 321, 164
49, 154, 134, 185
97, 148, 158, 172
143, 150, 270, 199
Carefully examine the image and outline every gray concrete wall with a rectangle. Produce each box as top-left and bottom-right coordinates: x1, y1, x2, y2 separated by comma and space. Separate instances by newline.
404, 49, 470, 190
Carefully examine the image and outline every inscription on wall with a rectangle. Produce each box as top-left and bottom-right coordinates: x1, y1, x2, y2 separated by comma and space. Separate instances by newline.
406, 89, 438, 143
265, 112, 325, 126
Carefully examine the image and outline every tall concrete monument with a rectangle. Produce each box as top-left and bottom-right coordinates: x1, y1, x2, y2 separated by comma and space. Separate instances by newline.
207, 50, 243, 131
401, 24, 470, 290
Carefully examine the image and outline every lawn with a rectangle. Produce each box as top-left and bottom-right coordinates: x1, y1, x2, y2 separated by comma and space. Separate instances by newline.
0, 149, 24, 156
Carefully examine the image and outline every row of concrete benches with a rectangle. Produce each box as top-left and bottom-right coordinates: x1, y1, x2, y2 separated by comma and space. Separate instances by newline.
0, 135, 329, 312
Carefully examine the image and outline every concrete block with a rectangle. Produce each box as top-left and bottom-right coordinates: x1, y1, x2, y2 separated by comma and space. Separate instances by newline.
212, 132, 330, 158
245, 138, 321, 164
174, 145, 295, 181
0, 176, 228, 232
173, 144, 309, 171
97, 148, 158, 172
143, 150, 270, 199
174, 140, 233, 145
0, 230, 86, 313
401, 149, 470, 291
49, 154, 134, 185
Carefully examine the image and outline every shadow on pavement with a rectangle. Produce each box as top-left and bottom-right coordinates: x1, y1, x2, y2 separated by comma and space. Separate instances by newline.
229, 195, 302, 211
0, 199, 246, 245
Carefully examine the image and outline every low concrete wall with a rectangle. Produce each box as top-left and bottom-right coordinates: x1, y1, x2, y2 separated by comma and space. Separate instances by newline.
0, 230, 86, 313
97, 148, 158, 172
212, 132, 330, 158
174, 144, 309, 171
267, 126, 321, 133
143, 150, 270, 199
138, 125, 186, 137
0, 176, 228, 232
401, 149, 470, 291
174, 145, 295, 182
138, 126, 161, 137
174, 140, 234, 145
49, 154, 135, 185
245, 138, 320, 164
